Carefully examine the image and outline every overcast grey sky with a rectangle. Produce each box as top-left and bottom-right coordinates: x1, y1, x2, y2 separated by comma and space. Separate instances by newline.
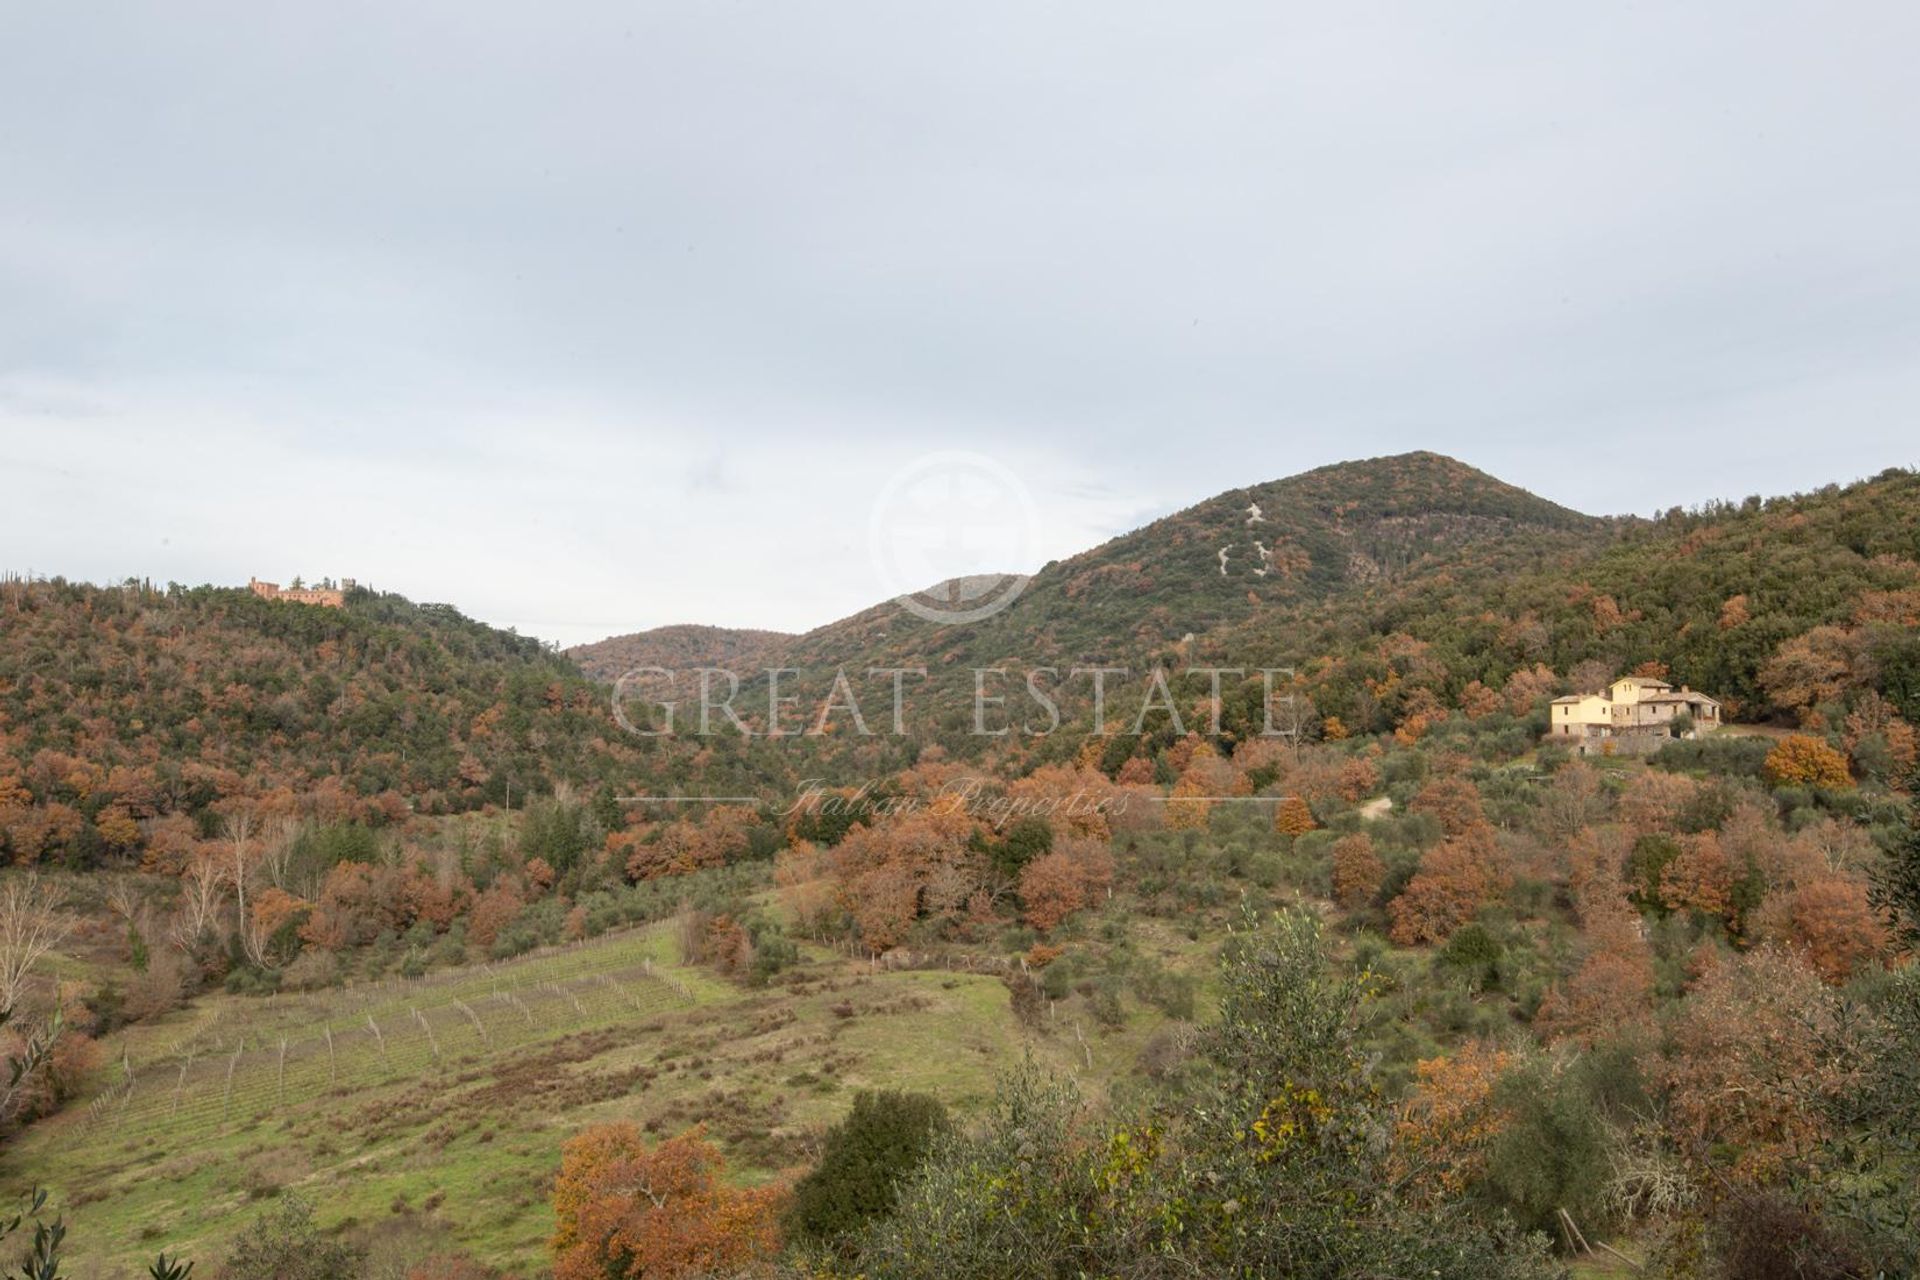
4, 3, 1917, 646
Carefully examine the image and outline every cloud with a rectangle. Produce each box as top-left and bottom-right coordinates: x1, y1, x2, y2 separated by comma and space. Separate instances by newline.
3, 1, 1917, 644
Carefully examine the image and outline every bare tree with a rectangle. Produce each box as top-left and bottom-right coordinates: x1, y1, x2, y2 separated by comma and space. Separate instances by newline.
225, 809, 256, 950
1268, 679, 1318, 761
171, 851, 227, 951
104, 878, 142, 927
259, 815, 302, 892
0, 875, 73, 1017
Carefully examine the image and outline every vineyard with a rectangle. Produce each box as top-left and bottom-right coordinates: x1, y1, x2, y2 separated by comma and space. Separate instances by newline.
4, 923, 1067, 1273
77, 934, 703, 1148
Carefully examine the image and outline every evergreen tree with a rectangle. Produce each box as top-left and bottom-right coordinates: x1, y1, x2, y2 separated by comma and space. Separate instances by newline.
787, 1090, 949, 1250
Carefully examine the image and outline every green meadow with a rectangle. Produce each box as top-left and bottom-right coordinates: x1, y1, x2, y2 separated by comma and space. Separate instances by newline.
6, 923, 1095, 1275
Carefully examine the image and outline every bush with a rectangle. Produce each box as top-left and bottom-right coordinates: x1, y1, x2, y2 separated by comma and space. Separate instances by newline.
223, 1197, 365, 1280
1438, 923, 1503, 990
1710, 1191, 1867, 1280
1651, 734, 1771, 778
786, 1090, 950, 1251
1479, 1058, 1613, 1237
281, 949, 341, 991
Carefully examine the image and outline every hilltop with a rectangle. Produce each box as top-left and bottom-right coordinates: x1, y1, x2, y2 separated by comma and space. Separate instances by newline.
581, 452, 1610, 680
0, 579, 641, 868
567, 624, 795, 683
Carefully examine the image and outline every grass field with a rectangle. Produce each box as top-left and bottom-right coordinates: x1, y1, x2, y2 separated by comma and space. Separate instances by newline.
4, 923, 1097, 1276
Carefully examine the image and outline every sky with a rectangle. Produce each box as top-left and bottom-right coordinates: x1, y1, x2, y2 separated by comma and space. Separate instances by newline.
4, 3, 1918, 648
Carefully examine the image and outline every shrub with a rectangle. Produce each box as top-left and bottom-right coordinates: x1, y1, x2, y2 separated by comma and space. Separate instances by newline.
1479, 1059, 1612, 1237
223, 1197, 364, 1280
1710, 1191, 1867, 1280
786, 1090, 950, 1251
1438, 923, 1503, 990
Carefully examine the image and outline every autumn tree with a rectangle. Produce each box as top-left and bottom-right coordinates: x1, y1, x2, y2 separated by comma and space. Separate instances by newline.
1458, 680, 1502, 721
1389, 827, 1509, 946
1336, 755, 1379, 803
1665, 947, 1846, 1184
1658, 831, 1735, 923
1535, 910, 1655, 1046
1842, 690, 1918, 781
1164, 745, 1227, 831
1409, 776, 1488, 839
1751, 875, 1888, 983
550, 1124, 783, 1280
1018, 838, 1114, 931
1330, 833, 1385, 910
1395, 1042, 1513, 1197
774, 841, 834, 941
245, 887, 309, 969
827, 806, 986, 951
1565, 825, 1635, 922
1758, 627, 1865, 723
1502, 663, 1560, 716
1763, 735, 1854, 789
1272, 795, 1316, 837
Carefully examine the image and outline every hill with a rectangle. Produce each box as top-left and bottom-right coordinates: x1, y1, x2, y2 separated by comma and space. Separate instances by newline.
1209, 463, 1920, 734
0, 579, 646, 869
561, 452, 1920, 776
779, 451, 1606, 671
567, 624, 795, 683
5, 456, 1920, 1278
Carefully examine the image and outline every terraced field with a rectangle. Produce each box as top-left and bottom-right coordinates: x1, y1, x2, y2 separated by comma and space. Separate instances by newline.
6, 924, 1079, 1275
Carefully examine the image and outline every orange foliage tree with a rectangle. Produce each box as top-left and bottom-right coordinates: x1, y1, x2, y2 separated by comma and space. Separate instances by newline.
1458, 681, 1502, 721
550, 1124, 783, 1280
1757, 627, 1864, 722
1330, 833, 1385, 910
1389, 827, 1508, 946
1535, 910, 1655, 1047
1752, 875, 1889, 983
1272, 795, 1316, 838
1408, 776, 1487, 839
1658, 831, 1735, 923
1664, 948, 1846, 1185
1394, 1042, 1513, 1197
1164, 744, 1229, 830
827, 806, 983, 952
1763, 735, 1854, 789
1017, 837, 1115, 931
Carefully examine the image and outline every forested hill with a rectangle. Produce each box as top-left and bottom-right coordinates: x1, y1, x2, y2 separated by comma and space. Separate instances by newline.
1208, 463, 1920, 735
625, 451, 1615, 681
0, 580, 644, 868
566, 624, 795, 683
570, 454, 1920, 773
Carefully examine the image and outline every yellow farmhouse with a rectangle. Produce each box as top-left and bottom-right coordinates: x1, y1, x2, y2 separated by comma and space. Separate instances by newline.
1549, 675, 1722, 753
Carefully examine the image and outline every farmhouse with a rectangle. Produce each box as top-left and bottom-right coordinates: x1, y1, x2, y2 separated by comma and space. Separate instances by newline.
1549, 675, 1722, 754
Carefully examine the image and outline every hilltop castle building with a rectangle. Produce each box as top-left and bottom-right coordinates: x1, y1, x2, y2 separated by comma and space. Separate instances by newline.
248, 577, 354, 608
